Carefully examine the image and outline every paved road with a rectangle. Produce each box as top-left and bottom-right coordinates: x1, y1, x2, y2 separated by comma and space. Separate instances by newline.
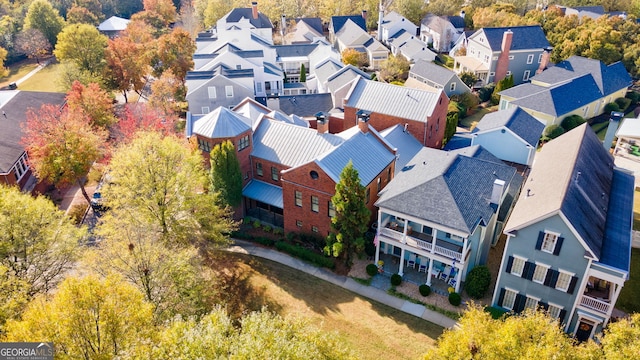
225, 239, 458, 329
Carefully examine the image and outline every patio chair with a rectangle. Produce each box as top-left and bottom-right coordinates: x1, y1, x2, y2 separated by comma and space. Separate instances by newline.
439, 265, 452, 281
407, 253, 416, 269
448, 278, 457, 288
418, 263, 427, 273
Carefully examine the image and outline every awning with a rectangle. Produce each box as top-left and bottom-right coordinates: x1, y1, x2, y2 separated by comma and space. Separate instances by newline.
242, 180, 283, 208
454, 56, 488, 72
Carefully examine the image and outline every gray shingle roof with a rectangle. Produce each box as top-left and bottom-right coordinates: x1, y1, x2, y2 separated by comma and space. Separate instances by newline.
276, 94, 333, 117
345, 78, 442, 122
473, 107, 545, 147
410, 59, 456, 86
222, 8, 273, 29
274, 43, 318, 58
331, 15, 366, 33
192, 107, 252, 138
505, 124, 632, 263
376, 147, 516, 234
480, 25, 549, 52
296, 17, 323, 34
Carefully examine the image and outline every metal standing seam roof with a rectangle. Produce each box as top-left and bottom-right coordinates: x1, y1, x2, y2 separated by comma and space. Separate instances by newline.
251, 120, 344, 167
380, 124, 423, 174
598, 168, 633, 272
192, 107, 252, 138
473, 107, 545, 147
615, 117, 640, 139
242, 180, 283, 208
345, 78, 442, 122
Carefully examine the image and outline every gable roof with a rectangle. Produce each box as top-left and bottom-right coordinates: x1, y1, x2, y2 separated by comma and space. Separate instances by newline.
379, 124, 424, 174
274, 43, 318, 58
446, 15, 465, 29
477, 26, 550, 52
192, 107, 252, 138
221, 7, 273, 29
390, 33, 436, 62
410, 59, 457, 86
98, 16, 130, 31
0, 91, 67, 173
505, 124, 632, 263
275, 94, 333, 117
421, 14, 455, 33
376, 147, 516, 234
330, 15, 366, 34
296, 17, 323, 34
473, 107, 545, 147
345, 78, 442, 122
539, 56, 632, 96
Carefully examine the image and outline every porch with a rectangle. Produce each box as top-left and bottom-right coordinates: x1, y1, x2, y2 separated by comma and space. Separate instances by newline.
379, 222, 465, 262
376, 253, 461, 296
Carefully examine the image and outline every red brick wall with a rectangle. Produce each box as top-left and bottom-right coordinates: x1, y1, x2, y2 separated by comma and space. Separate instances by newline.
250, 157, 289, 187
194, 130, 253, 187
0, 170, 18, 188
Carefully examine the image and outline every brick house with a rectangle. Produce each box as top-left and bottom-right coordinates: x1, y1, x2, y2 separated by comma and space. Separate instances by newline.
343, 78, 449, 148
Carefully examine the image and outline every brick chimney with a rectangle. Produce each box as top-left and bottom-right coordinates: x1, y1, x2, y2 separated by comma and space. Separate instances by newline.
316, 112, 329, 134
494, 29, 513, 83
536, 46, 553, 75
356, 110, 370, 133
251, 2, 258, 19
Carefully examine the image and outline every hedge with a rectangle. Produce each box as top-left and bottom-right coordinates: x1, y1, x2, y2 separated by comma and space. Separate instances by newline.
464, 265, 492, 299
275, 241, 335, 269
615, 97, 632, 112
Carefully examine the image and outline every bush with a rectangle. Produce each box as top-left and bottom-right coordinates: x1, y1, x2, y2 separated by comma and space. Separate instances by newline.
366, 263, 379, 276
252, 220, 261, 229
545, 124, 565, 139
243, 216, 251, 224
275, 241, 335, 269
419, 284, 431, 297
560, 114, 585, 132
273, 228, 284, 236
615, 97, 632, 112
626, 91, 640, 104
262, 224, 272, 233
364, 232, 376, 257
604, 102, 620, 113
390, 274, 402, 286
477, 83, 495, 103
449, 292, 462, 306
464, 265, 492, 299
230, 231, 254, 241
253, 236, 275, 246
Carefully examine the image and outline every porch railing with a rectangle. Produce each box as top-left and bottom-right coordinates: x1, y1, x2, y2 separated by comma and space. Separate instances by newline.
380, 227, 403, 242
579, 295, 611, 314
380, 227, 462, 261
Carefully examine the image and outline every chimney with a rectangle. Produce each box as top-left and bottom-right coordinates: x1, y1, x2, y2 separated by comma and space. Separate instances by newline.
536, 46, 553, 75
377, 2, 384, 41
356, 110, 370, 133
362, 10, 367, 21
316, 112, 329, 134
251, 2, 258, 19
603, 111, 624, 151
494, 29, 513, 83
280, 14, 286, 40
460, 10, 465, 19
490, 179, 505, 205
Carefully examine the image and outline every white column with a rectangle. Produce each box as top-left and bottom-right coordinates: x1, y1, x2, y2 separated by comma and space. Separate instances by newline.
398, 247, 405, 276
461, 237, 468, 264
427, 258, 434, 286
374, 239, 380, 265
402, 218, 408, 244
454, 265, 462, 293
605, 283, 623, 326
430, 229, 437, 254
374, 210, 382, 265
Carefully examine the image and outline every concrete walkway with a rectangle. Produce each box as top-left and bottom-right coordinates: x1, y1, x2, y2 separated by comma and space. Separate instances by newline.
225, 239, 458, 329
15, 58, 51, 86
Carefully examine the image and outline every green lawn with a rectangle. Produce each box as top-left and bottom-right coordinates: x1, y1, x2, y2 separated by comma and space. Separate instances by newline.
616, 248, 640, 314
212, 252, 443, 360
17, 62, 64, 93
591, 121, 609, 141
460, 105, 497, 130
0, 61, 38, 88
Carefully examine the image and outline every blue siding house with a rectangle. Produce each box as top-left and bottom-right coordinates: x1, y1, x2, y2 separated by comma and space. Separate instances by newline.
492, 123, 633, 341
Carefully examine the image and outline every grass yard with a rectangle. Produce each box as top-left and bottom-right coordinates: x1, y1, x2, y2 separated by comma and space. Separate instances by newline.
17, 62, 64, 92
211, 252, 443, 360
460, 105, 497, 130
591, 121, 609, 141
616, 248, 640, 314
0, 61, 38, 88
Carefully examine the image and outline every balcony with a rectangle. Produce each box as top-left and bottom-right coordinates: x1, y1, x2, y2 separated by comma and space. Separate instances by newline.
379, 224, 463, 261
579, 295, 611, 314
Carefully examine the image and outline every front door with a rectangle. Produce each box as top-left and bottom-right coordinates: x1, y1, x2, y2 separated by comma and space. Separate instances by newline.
575, 321, 594, 342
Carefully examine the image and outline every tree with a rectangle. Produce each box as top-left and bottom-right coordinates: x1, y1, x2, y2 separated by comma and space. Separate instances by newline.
0, 46, 8, 78
391, 0, 427, 25
152, 27, 195, 81
149, 69, 185, 114
378, 54, 410, 83
299, 63, 306, 82
426, 0, 465, 15
143, 0, 177, 25
101, 131, 236, 246
325, 161, 370, 266
424, 305, 585, 359
112, 103, 177, 143
21, 104, 107, 204
57, 59, 105, 91
210, 140, 242, 208
472, 4, 535, 28
491, 74, 513, 105
598, 313, 640, 359
24, 0, 65, 47
3, 275, 155, 358
104, 25, 152, 102
66, 81, 116, 129
66, 5, 100, 25
341, 48, 369, 69
0, 265, 29, 331
0, 185, 84, 296
459, 71, 477, 88
545, 124, 565, 139
54, 23, 108, 76
15, 28, 51, 65
444, 111, 458, 145
560, 114, 586, 132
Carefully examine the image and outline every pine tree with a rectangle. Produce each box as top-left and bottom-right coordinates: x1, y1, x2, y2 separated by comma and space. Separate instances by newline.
325, 161, 370, 267
210, 140, 243, 208
299, 63, 306, 82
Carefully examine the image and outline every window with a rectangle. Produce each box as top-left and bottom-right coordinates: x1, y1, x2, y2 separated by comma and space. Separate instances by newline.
197, 138, 211, 152
12, 152, 28, 180
527, 54, 534, 64
201, 106, 210, 114
271, 167, 279, 181
377, 178, 381, 193
244, 172, 249, 180
311, 196, 319, 212
583, 106, 589, 117
387, 167, 392, 183
328, 201, 336, 217
508, 55, 514, 60
484, 55, 489, 63
503, 289, 517, 310
256, 82, 262, 93
256, 163, 263, 176
311, 226, 318, 233
511, 256, 526, 277
295, 191, 302, 207
548, 304, 563, 319
207, 86, 216, 99
538, 54, 543, 63
365, 187, 370, 204
225, 85, 233, 97
506, 71, 512, 76
555, 271, 572, 292
296, 220, 302, 227
541, 232, 558, 253
238, 135, 249, 151
449, 83, 456, 92
532, 263, 549, 284
523, 70, 531, 82
524, 296, 539, 311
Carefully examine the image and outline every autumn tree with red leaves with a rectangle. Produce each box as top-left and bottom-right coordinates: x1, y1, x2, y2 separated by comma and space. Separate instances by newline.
113, 103, 177, 143
22, 104, 107, 204
66, 81, 116, 129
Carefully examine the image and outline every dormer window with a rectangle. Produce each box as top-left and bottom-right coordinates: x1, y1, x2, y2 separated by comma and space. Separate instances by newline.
541, 232, 558, 253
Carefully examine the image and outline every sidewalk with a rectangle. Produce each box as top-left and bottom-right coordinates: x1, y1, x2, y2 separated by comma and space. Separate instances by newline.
225, 239, 458, 329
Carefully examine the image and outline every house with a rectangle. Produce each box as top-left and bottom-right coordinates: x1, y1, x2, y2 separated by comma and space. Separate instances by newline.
420, 13, 465, 53
334, 19, 389, 70
343, 78, 449, 148
405, 59, 470, 97
282, 18, 325, 44
561, 5, 606, 20
266, 93, 333, 119
186, 73, 256, 114
274, 41, 341, 87
374, 145, 517, 292
470, 106, 545, 166
452, 26, 550, 86
216, 2, 274, 42
329, 13, 367, 46
498, 56, 632, 127
379, 11, 418, 45
492, 123, 633, 342
97, 16, 130, 38
0, 91, 67, 191
388, 31, 437, 64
